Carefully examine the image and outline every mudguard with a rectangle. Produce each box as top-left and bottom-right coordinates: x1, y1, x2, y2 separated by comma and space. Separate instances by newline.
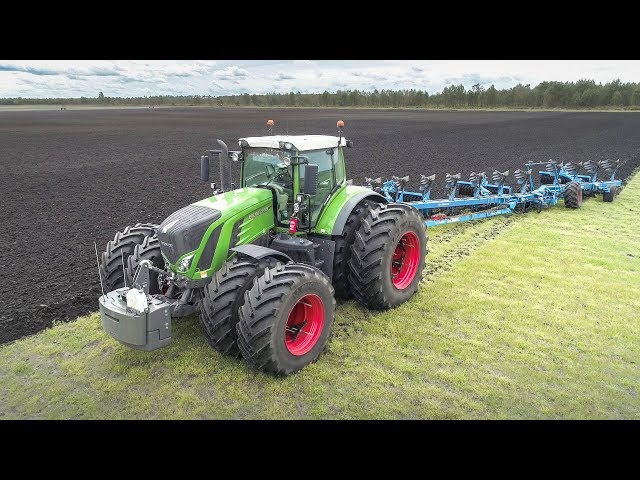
330, 190, 386, 235
230, 244, 292, 264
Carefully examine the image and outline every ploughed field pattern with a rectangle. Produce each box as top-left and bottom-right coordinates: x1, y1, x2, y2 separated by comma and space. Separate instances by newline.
1, 107, 639, 343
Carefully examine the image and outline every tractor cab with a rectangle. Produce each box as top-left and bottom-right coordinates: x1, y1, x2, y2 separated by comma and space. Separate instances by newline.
238, 134, 348, 229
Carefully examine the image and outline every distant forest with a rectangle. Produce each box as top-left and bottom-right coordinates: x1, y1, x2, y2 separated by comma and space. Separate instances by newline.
3, 79, 640, 109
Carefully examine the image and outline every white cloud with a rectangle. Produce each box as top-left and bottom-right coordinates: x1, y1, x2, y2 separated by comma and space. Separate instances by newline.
0, 60, 639, 98
213, 65, 249, 80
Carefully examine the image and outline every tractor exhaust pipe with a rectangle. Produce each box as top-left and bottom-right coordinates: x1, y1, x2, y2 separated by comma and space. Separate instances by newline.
216, 139, 232, 192
201, 139, 233, 192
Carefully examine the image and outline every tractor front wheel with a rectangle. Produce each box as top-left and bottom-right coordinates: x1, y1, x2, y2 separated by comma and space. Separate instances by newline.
564, 181, 583, 209
348, 203, 427, 310
126, 236, 165, 294
199, 256, 276, 357
237, 263, 335, 375
100, 223, 158, 292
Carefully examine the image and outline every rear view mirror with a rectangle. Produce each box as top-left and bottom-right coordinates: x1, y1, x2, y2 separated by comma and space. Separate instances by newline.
200, 155, 209, 181
303, 164, 319, 196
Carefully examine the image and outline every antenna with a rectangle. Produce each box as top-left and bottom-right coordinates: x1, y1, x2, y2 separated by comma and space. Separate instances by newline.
337, 119, 344, 146
267, 119, 274, 135
94, 241, 106, 300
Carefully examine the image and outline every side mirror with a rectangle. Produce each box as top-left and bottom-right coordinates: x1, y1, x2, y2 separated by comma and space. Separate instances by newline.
200, 155, 209, 181
345, 140, 354, 148
303, 164, 319, 196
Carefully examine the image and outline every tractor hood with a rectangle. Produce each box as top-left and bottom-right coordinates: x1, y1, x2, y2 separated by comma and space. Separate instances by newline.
156, 187, 274, 277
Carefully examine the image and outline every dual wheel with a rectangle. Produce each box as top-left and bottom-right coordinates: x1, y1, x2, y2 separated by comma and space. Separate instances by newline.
199, 256, 334, 375
200, 201, 428, 375
99, 223, 164, 293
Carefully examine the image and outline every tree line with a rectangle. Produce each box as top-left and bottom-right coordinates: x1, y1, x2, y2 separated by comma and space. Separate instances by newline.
3, 79, 640, 109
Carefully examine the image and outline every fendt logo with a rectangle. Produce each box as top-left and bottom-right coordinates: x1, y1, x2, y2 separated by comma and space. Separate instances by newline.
247, 205, 271, 220
162, 220, 178, 234
160, 241, 174, 255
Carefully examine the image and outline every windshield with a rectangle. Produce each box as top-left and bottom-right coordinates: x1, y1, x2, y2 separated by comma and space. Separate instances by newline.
242, 147, 293, 189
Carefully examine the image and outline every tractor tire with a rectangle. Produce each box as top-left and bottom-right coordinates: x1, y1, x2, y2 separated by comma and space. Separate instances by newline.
126, 235, 165, 294
603, 186, 617, 202
332, 199, 379, 299
237, 263, 335, 375
100, 223, 158, 292
199, 256, 277, 357
458, 184, 475, 197
564, 181, 583, 209
348, 203, 428, 310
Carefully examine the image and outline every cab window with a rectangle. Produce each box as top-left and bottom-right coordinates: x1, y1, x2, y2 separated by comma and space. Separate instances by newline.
299, 148, 336, 225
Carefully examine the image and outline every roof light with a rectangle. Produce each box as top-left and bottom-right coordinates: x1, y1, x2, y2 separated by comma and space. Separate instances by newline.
267, 119, 274, 126
337, 120, 345, 128
279, 141, 294, 150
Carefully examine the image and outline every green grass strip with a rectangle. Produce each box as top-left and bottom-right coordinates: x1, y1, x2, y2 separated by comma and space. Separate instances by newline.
1, 176, 638, 419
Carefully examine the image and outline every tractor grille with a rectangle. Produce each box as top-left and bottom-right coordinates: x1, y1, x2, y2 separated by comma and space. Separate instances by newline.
157, 205, 221, 264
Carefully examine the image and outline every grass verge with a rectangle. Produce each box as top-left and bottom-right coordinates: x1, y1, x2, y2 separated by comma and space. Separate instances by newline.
0, 177, 638, 419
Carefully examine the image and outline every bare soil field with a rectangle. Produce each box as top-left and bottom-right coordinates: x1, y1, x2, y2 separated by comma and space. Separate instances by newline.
1, 107, 639, 344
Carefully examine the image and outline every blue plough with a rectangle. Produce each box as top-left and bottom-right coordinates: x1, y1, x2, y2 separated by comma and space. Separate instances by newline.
364, 159, 623, 227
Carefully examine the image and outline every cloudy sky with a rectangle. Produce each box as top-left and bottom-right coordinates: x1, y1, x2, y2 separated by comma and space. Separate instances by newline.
1, 60, 638, 98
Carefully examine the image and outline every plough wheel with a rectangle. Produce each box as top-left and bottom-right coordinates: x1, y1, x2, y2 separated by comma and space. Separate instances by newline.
564, 181, 583, 209
603, 186, 617, 203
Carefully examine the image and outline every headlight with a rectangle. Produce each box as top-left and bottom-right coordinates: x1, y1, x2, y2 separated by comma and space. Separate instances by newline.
178, 254, 195, 272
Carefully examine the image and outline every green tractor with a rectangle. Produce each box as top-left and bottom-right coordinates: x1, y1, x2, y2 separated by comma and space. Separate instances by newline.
98, 120, 427, 375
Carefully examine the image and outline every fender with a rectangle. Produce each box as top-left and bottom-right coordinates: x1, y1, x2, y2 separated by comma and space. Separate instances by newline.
230, 244, 292, 264
331, 191, 387, 236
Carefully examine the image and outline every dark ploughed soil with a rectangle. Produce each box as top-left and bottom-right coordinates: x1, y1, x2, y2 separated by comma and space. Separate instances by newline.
1, 107, 639, 343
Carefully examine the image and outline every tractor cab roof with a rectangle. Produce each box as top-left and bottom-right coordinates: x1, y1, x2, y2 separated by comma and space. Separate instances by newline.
239, 135, 346, 151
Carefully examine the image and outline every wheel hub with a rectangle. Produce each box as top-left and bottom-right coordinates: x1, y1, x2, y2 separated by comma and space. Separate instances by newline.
285, 294, 325, 356
391, 231, 420, 289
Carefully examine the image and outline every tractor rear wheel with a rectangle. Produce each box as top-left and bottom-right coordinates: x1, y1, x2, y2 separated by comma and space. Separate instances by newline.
199, 256, 277, 357
100, 223, 158, 292
603, 186, 617, 202
348, 203, 427, 310
564, 181, 583, 209
237, 263, 335, 375
332, 199, 379, 299
126, 235, 165, 294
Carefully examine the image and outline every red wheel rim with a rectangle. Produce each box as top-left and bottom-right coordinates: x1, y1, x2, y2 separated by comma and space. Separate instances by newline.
391, 231, 421, 289
285, 294, 325, 356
